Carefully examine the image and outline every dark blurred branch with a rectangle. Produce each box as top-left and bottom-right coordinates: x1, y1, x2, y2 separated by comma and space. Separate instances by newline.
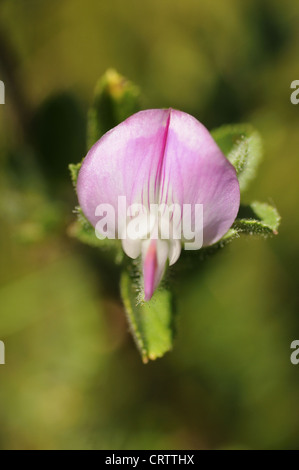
0, 23, 32, 137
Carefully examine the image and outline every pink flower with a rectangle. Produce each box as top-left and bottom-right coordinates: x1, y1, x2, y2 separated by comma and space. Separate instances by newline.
77, 109, 240, 300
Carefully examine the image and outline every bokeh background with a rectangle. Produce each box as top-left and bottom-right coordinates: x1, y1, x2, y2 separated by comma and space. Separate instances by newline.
0, 0, 299, 450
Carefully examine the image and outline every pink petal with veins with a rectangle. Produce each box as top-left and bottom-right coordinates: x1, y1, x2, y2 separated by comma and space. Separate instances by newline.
77, 108, 240, 300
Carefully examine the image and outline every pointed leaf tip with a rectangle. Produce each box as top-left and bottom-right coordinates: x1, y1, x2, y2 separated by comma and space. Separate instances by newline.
69, 162, 82, 189
231, 201, 280, 238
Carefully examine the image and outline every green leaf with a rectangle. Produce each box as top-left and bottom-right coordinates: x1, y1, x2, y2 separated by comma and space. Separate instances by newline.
250, 201, 281, 233
68, 207, 124, 264
87, 69, 141, 149
212, 124, 263, 192
69, 162, 82, 189
215, 201, 280, 248
184, 201, 280, 260
120, 271, 175, 363
232, 201, 281, 236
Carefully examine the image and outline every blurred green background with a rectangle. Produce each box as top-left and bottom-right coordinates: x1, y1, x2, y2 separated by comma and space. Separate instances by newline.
0, 0, 299, 450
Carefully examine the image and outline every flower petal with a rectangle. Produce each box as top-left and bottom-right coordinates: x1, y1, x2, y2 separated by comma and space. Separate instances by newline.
78, 108, 240, 248
160, 109, 240, 246
142, 238, 168, 301
77, 109, 170, 231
